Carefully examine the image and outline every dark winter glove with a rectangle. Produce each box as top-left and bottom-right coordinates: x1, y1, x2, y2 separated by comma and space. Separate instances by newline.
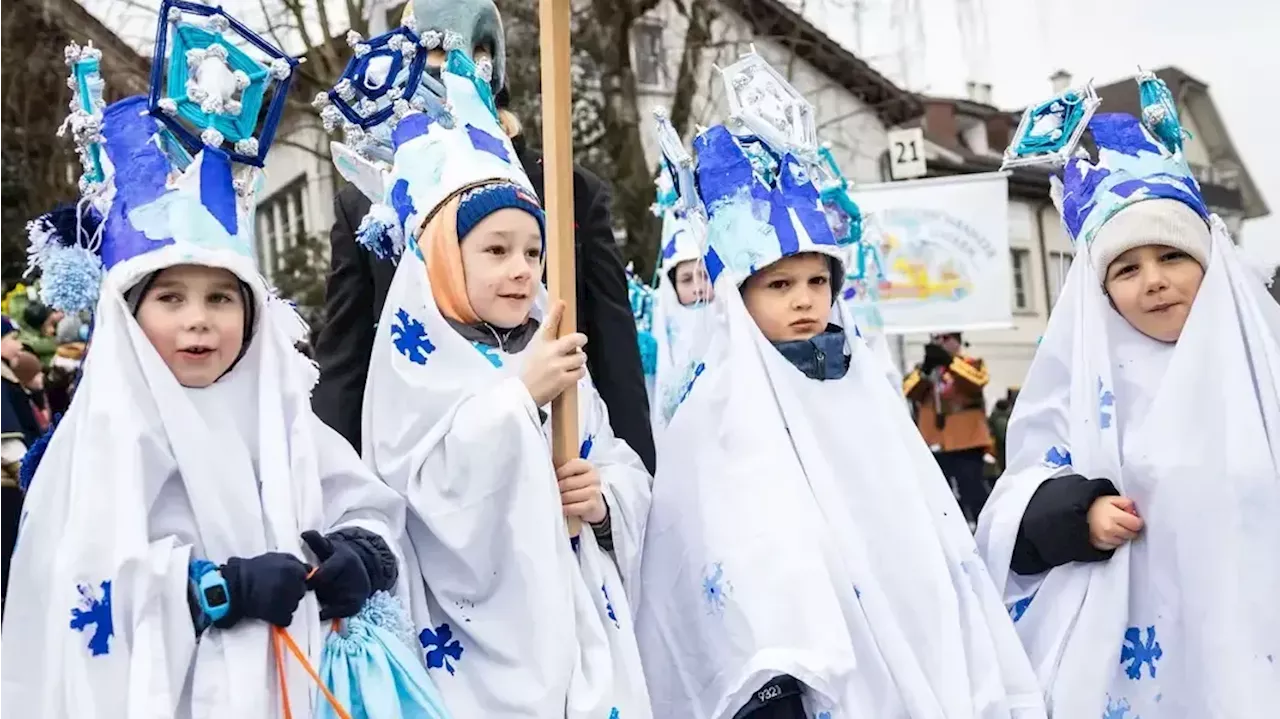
301, 530, 374, 621
921, 342, 952, 374
216, 553, 310, 629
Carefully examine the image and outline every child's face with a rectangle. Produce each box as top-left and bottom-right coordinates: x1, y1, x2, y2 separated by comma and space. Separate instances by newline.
134, 265, 247, 388
460, 208, 543, 329
741, 252, 833, 342
1, 333, 21, 362
1103, 243, 1204, 343
672, 259, 714, 306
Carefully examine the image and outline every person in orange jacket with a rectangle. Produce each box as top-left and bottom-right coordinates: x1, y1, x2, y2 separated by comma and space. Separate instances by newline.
903, 331, 992, 523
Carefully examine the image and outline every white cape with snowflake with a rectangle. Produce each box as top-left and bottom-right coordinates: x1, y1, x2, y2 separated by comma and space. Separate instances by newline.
975, 218, 1280, 717
1, 244, 406, 719
635, 281, 1045, 719
362, 245, 653, 718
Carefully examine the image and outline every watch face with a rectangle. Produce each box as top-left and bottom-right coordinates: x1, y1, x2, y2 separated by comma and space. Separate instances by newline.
203, 584, 229, 607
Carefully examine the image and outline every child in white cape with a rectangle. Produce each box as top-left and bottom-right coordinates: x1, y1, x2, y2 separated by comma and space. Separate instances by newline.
634, 52, 1044, 719
322, 33, 653, 718
976, 74, 1280, 717
2, 11, 405, 717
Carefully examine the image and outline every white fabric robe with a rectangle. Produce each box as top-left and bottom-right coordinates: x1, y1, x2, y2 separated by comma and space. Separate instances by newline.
1, 245, 406, 719
363, 243, 654, 718
637, 276, 1045, 719
975, 217, 1280, 717
649, 273, 710, 435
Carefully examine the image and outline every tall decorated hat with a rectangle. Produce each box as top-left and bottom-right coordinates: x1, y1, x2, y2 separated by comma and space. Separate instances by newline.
316, 16, 537, 260
690, 49, 846, 286
651, 107, 708, 278
26, 0, 299, 314
1002, 70, 1211, 278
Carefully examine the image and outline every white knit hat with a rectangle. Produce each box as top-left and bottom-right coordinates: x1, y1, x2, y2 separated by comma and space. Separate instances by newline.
1090, 198, 1211, 283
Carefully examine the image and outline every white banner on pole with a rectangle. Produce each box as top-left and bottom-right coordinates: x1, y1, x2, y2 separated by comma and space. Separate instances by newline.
854, 172, 1012, 334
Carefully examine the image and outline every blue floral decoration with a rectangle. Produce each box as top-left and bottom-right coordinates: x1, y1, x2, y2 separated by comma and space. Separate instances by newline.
1120, 625, 1163, 680
420, 621, 464, 675
69, 580, 114, 657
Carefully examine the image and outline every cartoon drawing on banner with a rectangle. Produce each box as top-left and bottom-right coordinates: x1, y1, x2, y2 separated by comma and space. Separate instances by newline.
866, 207, 998, 306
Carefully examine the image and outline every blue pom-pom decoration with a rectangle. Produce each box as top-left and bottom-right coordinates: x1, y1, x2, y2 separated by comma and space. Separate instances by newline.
39, 244, 104, 313
19, 414, 61, 493
355, 203, 406, 260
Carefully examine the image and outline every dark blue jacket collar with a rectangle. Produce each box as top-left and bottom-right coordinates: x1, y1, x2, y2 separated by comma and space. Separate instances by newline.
773, 325, 850, 381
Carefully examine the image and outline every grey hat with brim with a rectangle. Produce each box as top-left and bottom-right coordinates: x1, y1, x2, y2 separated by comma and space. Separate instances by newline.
1091, 198, 1211, 284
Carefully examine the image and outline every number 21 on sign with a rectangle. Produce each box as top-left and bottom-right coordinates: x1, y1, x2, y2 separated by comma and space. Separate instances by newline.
888, 127, 926, 180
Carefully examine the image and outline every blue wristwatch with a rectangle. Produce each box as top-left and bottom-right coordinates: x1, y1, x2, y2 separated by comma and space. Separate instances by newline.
188, 559, 230, 630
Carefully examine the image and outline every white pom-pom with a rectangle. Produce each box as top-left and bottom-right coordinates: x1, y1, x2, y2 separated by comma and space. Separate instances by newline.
269, 58, 292, 81
201, 127, 225, 148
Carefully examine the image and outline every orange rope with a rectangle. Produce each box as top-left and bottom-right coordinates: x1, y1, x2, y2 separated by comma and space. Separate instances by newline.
271, 566, 352, 719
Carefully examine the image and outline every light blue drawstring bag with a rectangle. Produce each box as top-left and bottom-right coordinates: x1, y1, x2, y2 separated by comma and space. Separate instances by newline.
315, 592, 453, 719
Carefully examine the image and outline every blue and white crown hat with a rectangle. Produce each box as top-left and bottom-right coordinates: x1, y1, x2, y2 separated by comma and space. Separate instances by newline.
1002, 69, 1211, 276
26, 0, 299, 315
319, 21, 531, 261
651, 108, 706, 275
690, 49, 844, 286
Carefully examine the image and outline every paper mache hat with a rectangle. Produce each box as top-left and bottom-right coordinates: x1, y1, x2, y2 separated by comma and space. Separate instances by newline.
651, 108, 707, 277
689, 50, 847, 286
26, 0, 299, 314
1001, 69, 1210, 248
317, 18, 534, 261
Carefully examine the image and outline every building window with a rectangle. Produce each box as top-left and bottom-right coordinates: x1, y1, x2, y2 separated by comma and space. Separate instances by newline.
256, 177, 309, 276
1047, 250, 1073, 307
1010, 248, 1032, 311
632, 22, 667, 89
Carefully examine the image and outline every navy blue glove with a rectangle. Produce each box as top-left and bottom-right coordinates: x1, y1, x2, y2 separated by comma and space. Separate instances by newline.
302, 530, 373, 621
216, 553, 310, 629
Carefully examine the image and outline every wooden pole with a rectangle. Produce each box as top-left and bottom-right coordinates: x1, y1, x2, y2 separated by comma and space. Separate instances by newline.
539, 0, 581, 538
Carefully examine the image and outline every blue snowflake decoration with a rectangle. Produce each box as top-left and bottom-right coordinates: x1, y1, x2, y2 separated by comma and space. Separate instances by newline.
1043, 445, 1073, 469
702, 562, 733, 616
69, 580, 114, 657
149, 0, 298, 166
1002, 83, 1100, 169
602, 584, 619, 628
610, 709, 620, 719
65, 43, 108, 189
1098, 378, 1116, 429
420, 622, 464, 675
1121, 625, 1163, 680
1009, 591, 1036, 623
471, 341, 502, 367
326, 26, 430, 131
1102, 695, 1138, 719
390, 308, 435, 364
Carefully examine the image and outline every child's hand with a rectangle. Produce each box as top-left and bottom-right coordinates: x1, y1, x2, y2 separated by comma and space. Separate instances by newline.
301, 530, 372, 621
1087, 495, 1144, 551
218, 552, 309, 628
521, 301, 587, 407
557, 458, 607, 525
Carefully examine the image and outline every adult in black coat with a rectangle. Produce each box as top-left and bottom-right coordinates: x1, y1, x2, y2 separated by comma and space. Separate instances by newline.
311, 132, 656, 474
